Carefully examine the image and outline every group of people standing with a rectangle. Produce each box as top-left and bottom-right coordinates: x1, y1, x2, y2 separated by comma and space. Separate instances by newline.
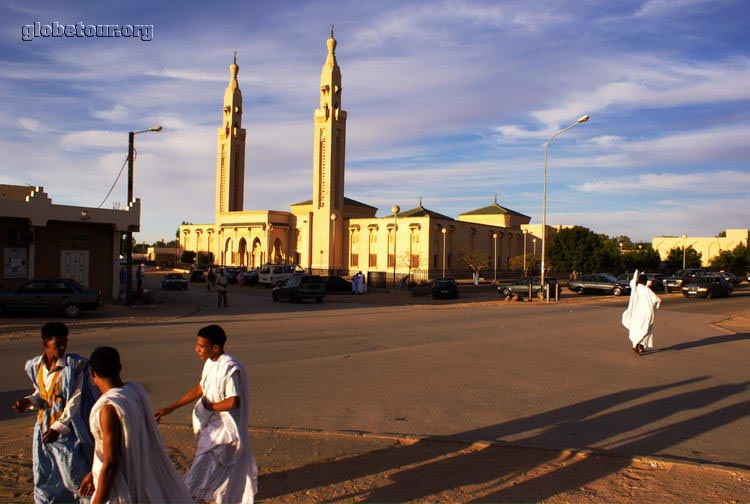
13, 322, 256, 503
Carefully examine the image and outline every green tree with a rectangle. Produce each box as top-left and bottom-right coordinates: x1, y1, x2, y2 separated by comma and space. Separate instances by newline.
133, 241, 149, 253
181, 250, 196, 264
508, 254, 538, 274
197, 251, 214, 267
666, 246, 702, 270
709, 243, 749, 273
622, 244, 662, 272
456, 248, 488, 275
547, 226, 622, 274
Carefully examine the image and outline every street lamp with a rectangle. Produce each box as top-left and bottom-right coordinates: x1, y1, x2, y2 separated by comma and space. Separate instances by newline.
391, 205, 399, 287
619, 242, 624, 254
492, 232, 498, 283
681, 233, 688, 269
125, 125, 163, 306
541, 115, 589, 296
441, 227, 448, 277
533, 238, 537, 268
330, 212, 337, 274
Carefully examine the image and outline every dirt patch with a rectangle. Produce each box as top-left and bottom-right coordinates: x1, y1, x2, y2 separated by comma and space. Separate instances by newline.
1, 421, 747, 503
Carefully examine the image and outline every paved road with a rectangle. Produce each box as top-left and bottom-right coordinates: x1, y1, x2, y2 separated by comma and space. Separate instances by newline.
1, 278, 748, 469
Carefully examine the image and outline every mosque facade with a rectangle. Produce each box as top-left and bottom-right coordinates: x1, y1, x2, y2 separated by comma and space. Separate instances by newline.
178, 34, 552, 282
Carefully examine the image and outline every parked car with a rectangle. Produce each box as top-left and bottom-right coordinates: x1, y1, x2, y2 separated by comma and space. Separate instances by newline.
161, 273, 189, 290
223, 267, 245, 285
432, 278, 459, 299
259, 264, 306, 287
323, 275, 353, 293
617, 272, 665, 292
663, 268, 708, 293
189, 270, 206, 283
568, 273, 630, 296
242, 268, 259, 286
498, 277, 560, 299
0, 278, 102, 318
716, 271, 741, 286
271, 275, 326, 303
681, 276, 733, 299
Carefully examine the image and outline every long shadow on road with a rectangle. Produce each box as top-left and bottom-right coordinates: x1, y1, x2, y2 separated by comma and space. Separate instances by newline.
259, 376, 749, 502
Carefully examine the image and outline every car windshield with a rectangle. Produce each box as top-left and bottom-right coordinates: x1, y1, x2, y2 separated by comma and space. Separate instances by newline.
600, 273, 618, 282
435, 280, 454, 287
302, 276, 323, 285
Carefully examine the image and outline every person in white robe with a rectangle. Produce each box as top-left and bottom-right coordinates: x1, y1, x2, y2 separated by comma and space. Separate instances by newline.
351, 273, 361, 294
155, 325, 257, 504
81, 346, 193, 504
621, 269, 662, 354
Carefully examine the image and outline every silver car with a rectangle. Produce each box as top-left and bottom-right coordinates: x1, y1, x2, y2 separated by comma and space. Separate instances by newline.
0, 278, 102, 318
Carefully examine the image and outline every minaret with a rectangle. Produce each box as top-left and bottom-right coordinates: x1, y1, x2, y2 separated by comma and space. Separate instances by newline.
312, 28, 347, 271
215, 53, 247, 220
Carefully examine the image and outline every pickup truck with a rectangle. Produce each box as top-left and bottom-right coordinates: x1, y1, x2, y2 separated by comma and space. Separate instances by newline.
663, 268, 708, 293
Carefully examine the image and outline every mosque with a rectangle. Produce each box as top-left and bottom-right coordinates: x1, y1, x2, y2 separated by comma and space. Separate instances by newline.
178, 32, 554, 282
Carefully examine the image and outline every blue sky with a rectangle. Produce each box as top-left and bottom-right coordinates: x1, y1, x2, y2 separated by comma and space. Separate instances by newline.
1, 0, 748, 244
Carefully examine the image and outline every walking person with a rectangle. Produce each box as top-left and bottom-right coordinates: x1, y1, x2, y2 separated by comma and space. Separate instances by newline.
206, 268, 216, 291
622, 269, 662, 355
155, 325, 257, 504
216, 269, 229, 308
12, 322, 98, 504
80, 347, 193, 503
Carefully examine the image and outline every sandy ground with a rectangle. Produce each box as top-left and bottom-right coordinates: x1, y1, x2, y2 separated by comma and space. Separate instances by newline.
1, 419, 748, 503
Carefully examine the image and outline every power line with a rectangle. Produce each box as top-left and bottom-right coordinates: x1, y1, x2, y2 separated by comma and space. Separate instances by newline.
98, 148, 136, 208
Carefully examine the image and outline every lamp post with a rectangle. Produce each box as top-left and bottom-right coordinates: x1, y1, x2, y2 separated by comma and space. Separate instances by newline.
522, 229, 528, 275
532, 238, 537, 271
541, 115, 589, 297
681, 233, 688, 269
492, 232, 498, 282
391, 205, 399, 287
441, 227, 448, 277
125, 125, 163, 306
330, 212, 337, 274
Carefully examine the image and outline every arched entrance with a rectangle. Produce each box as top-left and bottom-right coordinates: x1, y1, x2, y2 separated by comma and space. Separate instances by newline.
223, 237, 233, 266
238, 238, 247, 267
251, 238, 262, 268
273, 238, 284, 263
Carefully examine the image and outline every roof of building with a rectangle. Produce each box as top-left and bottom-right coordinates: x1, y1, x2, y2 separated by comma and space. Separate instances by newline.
459, 196, 530, 218
395, 205, 453, 220
290, 196, 377, 209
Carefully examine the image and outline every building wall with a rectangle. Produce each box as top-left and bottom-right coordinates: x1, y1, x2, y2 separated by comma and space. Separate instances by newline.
652, 229, 750, 265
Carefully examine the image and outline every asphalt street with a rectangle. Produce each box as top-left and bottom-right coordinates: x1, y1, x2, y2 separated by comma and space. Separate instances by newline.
1, 278, 748, 469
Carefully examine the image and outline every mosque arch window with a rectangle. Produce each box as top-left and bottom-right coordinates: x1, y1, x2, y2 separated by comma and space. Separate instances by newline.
368, 229, 378, 267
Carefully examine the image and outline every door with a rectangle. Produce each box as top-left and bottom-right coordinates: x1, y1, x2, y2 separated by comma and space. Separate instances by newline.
61, 250, 89, 287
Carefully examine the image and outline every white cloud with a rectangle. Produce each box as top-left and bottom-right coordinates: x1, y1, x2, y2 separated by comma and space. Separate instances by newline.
577, 170, 750, 193
633, 0, 717, 18
91, 105, 129, 122
59, 130, 124, 151
18, 117, 41, 132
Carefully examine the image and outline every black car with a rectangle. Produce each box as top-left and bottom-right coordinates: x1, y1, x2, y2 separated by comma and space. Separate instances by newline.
189, 270, 206, 283
568, 273, 630, 296
242, 268, 259, 286
161, 273, 189, 290
223, 267, 245, 285
682, 276, 733, 298
432, 278, 459, 299
323, 275, 353, 293
0, 278, 102, 318
272, 275, 326, 303
617, 272, 665, 292
498, 277, 559, 299
663, 268, 708, 293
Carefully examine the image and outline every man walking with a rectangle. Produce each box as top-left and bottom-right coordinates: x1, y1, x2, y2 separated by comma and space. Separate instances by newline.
216, 269, 229, 308
622, 269, 662, 354
12, 322, 98, 503
81, 346, 192, 503
155, 325, 257, 503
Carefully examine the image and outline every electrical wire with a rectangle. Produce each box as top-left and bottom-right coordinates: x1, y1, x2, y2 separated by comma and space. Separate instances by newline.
98, 148, 136, 208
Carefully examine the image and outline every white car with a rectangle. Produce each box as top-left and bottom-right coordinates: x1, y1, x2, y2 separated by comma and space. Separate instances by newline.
258, 264, 306, 287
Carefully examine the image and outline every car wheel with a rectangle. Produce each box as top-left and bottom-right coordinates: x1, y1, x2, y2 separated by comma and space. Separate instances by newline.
576, 286, 585, 295
272, 293, 278, 302
501, 288, 511, 298
665, 287, 671, 293
682, 292, 688, 297
63, 303, 81, 319
706, 291, 713, 300
315, 297, 323, 304
612, 287, 622, 296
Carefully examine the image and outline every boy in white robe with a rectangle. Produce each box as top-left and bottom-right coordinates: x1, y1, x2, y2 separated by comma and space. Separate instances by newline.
155, 325, 257, 504
622, 269, 662, 354
81, 347, 193, 504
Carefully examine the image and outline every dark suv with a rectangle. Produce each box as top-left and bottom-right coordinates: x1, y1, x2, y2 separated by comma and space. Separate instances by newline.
663, 268, 708, 293
272, 275, 326, 303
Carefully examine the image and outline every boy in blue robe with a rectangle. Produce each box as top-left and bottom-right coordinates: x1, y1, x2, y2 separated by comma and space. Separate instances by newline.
12, 322, 98, 503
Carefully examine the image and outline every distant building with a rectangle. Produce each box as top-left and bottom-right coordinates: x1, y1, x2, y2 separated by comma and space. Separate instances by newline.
0, 185, 139, 299
652, 229, 750, 266
179, 33, 559, 281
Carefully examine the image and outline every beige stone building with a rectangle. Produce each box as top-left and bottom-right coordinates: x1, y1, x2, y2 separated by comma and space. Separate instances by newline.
179, 33, 552, 283
652, 229, 749, 265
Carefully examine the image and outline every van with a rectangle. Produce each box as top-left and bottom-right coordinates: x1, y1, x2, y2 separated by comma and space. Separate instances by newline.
258, 264, 306, 287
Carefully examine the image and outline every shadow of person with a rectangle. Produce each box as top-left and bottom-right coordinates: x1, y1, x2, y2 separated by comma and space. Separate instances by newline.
651, 333, 749, 353
258, 377, 709, 501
